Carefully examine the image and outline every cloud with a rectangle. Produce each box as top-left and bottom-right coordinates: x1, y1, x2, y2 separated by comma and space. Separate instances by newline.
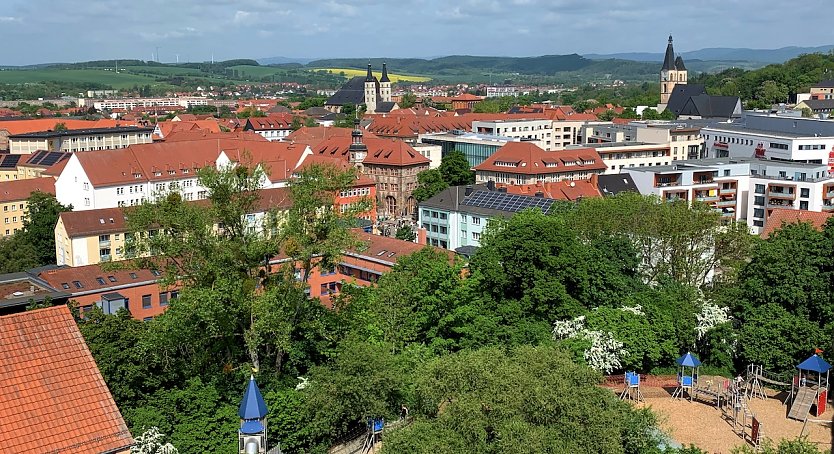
233, 10, 252, 24
0, 16, 21, 22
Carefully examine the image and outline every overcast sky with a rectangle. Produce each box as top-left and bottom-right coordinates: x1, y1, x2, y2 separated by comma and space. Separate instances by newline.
1, 0, 831, 65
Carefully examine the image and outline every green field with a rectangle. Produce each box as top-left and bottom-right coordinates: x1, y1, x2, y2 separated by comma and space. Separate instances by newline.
0, 68, 162, 88
228, 65, 287, 78
123, 66, 204, 76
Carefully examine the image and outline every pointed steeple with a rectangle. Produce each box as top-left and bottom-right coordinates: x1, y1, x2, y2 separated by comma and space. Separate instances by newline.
380, 62, 390, 83
365, 62, 375, 82
238, 375, 268, 420
674, 55, 687, 71
662, 35, 676, 71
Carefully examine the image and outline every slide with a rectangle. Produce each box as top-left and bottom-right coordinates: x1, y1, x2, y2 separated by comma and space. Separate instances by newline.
788, 387, 817, 421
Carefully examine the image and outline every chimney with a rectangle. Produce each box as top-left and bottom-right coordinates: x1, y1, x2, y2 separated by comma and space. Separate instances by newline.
486, 180, 496, 191
417, 226, 428, 245
465, 185, 473, 196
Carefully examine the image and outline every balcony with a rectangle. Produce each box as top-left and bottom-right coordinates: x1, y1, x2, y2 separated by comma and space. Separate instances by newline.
767, 190, 795, 199
695, 195, 719, 203
98, 240, 111, 248
715, 199, 737, 208
721, 211, 736, 217
766, 200, 793, 209
719, 187, 737, 195
99, 254, 112, 262
826, 190, 834, 199
823, 204, 834, 212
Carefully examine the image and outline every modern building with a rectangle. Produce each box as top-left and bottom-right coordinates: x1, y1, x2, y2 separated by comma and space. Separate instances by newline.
701, 112, 834, 164
0, 306, 134, 453
0, 118, 128, 152
472, 118, 555, 150
325, 63, 397, 114
419, 131, 519, 167
475, 142, 606, 185
575, 141, 673, 173
625, 157, 834, 233
80, 96, 213, 111
9, 126, 154, 154
0, 177, 55, 237
419, 183, 556, 251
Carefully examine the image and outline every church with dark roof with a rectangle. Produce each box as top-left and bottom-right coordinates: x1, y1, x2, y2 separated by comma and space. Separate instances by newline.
325, 63, 399, 114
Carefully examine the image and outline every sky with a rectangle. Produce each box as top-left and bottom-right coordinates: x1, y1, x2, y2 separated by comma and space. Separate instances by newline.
1, 0, 831, 66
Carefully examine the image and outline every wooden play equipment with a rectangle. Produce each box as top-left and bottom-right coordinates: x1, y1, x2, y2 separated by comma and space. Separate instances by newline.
788, 354, 831, 422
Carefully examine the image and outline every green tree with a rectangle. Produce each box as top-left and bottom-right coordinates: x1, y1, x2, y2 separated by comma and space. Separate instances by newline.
756, 80, 789, 105
438, 151, 474, 186
381, 345, 660, 454
0, 236, 38, 273
290, 115, 303, 131
54, 122, 68, 131
399, 93, 417, 108
20, 191, 72, 265
395, 225, 416, 242
412, 169, 448, 202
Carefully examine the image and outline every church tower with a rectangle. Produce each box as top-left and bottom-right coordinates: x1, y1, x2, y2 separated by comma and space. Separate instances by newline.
364, 63, 378, 114
349, 117, 368, 172
379, 63, 392, 103
238, 376, 269, 454
660, 35, 687, 105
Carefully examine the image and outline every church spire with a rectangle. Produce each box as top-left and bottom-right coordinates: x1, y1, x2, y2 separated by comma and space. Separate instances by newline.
380, 62, 390, 83
238, 375, 268, 453
662, 34, 676, 71
365, 62, 374, 82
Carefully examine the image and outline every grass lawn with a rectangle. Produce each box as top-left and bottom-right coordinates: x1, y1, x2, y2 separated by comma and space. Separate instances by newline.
314, 68, 431, 82
0, 68, 164, 88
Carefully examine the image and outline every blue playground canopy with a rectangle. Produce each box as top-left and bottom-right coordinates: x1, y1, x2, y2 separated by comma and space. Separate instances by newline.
239, 376, 269, 420
240, 420, 265, 435
675, 352, 702, 367
797, 354, 832, 373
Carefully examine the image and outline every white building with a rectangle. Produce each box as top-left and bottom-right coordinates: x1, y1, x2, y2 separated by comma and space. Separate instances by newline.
472, 118, 554, 151
702, 112, 834, 164
9, 127, 154, 154
581, 120, 704, 161
486, 86, 518, 98
573, 142, 672, 174
625, 157, 834, 233
80, 97, 212, 111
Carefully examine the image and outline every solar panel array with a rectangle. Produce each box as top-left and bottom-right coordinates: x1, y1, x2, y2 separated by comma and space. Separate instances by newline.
0, 154, 21, 169
26, 150, 67, 167
461, 190, 554, 213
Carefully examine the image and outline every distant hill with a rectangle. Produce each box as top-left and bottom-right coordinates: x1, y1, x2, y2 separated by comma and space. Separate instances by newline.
258, 56, 316, 65
305, 54, 594, 75
586, 45, 834, 64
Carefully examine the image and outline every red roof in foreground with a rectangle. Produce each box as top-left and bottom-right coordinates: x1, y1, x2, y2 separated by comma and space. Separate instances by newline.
0, 306, 133, 453
0, 177, 55, 203
500, 177, 602, 201
760, 208, 834, 239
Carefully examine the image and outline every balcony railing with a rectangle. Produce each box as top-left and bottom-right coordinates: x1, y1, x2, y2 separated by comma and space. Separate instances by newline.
719, 187, 737, 195
826, 190, 834, 198
98, 240, 111, 248
823, 204, 834, 212
767, 191, 796, 199
767, 201, 793, 209
695, 195, 719, 202
715, 199, 737, 207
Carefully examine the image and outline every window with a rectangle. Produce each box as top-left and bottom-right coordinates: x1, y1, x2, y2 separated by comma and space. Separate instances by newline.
72, 280, 83, 289
754, 196, 765, 206
96, 277, 106, 285
753, 220, 764, 227
472, 232, 481, 241
159, 292, 169, 306
753, 208, 765, 218
472, 217, 481, 225
142, 294, 152, 309
724, 169, 731, 176
754, 184, 765, 194
129, 272, 138, 279
108, 276, 117, 283
800, 201, 809, 210
84, 198, 90, 206
99, 248, 111, 258
170, 290, 179, 300
61, 282, 70, 289
800, 188, 810, 198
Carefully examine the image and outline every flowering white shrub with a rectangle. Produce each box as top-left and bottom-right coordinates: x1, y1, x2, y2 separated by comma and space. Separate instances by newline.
553, 316, 626, 374
295, 376, 309, 390
619, 305, 644, 316
131, 427, 178, 454
695, 300, 731, 340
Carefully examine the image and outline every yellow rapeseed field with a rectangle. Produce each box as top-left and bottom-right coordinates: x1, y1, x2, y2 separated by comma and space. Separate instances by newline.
315, 68, 431, 83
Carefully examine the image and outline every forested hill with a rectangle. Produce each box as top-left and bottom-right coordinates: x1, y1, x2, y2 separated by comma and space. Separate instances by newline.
691, 52, 834, 108
307, 54, 600, 74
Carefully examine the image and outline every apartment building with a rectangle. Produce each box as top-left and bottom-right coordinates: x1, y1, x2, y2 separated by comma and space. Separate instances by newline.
0, 177, 55, 237
576, 142, 672, 174
625, 157, 834, 233
582, 120, 704, 160
9, 126, 154, 154
54, 138, 312, 211
472, 118, 554, 151
80, 97, 212, 111
243, 115, 295, 141
702, 112, 834, 163
418, 132, 519, 167
0, 118, 128, 152
474, 142, 606, 185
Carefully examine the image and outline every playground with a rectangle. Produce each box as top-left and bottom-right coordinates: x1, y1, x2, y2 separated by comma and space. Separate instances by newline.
605, 353, 834, 453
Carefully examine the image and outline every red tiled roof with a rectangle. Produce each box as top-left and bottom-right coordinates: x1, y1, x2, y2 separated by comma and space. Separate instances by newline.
0, 177, 55, 203
452, 93, 484, 101
38, 264, 161, 294
0, 119, 131, 135
0, 306, 133, 453
155, 119, 221, 138
314, 135, 430, 167
285, 126, 355, 148
162, 129, 265, 142
474, 142, 606, 175
348, 229, 455, 263
245, 114, 294, 131
760, 208, 834, 239
500, 178, 602, 201
59, 207, 128, 237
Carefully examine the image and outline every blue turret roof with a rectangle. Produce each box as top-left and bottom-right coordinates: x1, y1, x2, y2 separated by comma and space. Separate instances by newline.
240, 420, 265, 435
239, 375, 268, 420
676, 352, 701, 367
797, 354, 832, 373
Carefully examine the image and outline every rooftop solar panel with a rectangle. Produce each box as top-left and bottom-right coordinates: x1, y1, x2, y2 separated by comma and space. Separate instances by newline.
461, 190, 554, 213
0, 154, 21, 168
